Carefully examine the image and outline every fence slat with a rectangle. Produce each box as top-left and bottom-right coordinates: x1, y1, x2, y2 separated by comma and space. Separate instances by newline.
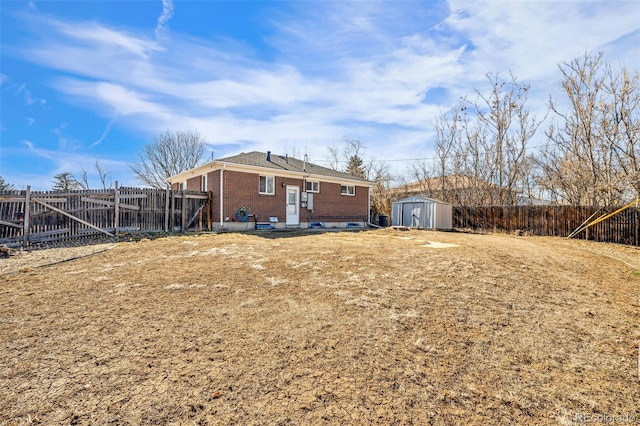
1, 186, 210, 247
23, 186, 31, 247
453, 205, 639, 247
31, 198, 115, 237
0, 219, 22, 229
114, 181, 120, 238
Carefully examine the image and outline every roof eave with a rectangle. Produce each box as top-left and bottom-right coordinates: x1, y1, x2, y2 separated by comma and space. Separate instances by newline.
166, 160, 221, 184
167, 161, 372, 186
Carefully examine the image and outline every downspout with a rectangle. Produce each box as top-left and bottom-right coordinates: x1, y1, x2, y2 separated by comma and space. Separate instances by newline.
219, 163, 225, 228
368, 185, 375, 228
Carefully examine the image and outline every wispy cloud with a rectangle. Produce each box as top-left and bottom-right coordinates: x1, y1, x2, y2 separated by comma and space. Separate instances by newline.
6, 0, 640, 172
23, 139, 57, 162
56, 21, 158, 58
90, 117, 117, 148
50, 126, 69, 150
16, 83, 36, 106
444, 0, 639, 82
155, 0, 174, 39
19, 139, 131, 189
2, 75, 47, 107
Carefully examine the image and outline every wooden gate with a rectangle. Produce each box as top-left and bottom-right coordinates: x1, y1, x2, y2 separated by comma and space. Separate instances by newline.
0, 184, 211, 248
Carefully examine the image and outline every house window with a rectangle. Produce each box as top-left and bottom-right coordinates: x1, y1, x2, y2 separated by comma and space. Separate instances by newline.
259, 176, 275, 195
201, 175, 207, 191
341, 185, 355, 196
306, 181, 320, 193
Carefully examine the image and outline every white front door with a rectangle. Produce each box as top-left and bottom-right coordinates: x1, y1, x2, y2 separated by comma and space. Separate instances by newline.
286, 186, 300, 226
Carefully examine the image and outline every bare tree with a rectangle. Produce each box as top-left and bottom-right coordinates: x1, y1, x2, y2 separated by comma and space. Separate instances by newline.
328, 138, 370, 177
542, 53, 609, 206
369, 162, 394, 218
606, 64, 640, 199
80, 160, 112, 190
326, 138, 394, 219
538, 52, 638, 206
399, 105, 465, 203
411, 73, 541, 206
434, 106, 462, 195
405, 157, 436, 196
464, 72, 542, 205
79, 169, 90, 190
95, 160, 112, 189
327, 144, 342, 171
130, 130, 207, 189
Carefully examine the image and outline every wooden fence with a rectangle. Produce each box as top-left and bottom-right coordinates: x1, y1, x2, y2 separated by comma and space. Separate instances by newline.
0, 184, 211, 248
453, 205, 640, 246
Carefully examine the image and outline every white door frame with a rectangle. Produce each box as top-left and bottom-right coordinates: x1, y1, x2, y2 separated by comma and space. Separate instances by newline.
286, 185, 300, 226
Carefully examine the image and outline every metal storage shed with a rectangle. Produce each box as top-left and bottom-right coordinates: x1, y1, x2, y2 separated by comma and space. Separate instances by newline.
391, 196, 453, 229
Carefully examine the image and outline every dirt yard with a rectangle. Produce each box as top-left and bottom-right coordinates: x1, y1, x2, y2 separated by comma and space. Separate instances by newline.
1, 229, 638, 425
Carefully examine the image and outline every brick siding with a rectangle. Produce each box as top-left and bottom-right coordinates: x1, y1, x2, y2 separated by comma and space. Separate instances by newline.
186, 176, 201, 191
205, 170, 368, 224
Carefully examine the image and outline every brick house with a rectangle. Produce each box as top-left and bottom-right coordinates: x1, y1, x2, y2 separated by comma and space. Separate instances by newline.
166, 151, 372, 231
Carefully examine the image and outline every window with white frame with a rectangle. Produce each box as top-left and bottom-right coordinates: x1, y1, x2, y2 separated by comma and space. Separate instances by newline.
201, 175, 207, 191
305, 180, 320, 193
340, 185, 355, 196
259, 175, 275, 195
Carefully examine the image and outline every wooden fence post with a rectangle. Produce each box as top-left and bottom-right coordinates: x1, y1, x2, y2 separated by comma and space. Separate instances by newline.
171, 190, 176, 231
114, 181, 120, 238
181, 191, 187, 232
635, 203, 640, 245
164, 189, 170, 232
23, 186, 31, 248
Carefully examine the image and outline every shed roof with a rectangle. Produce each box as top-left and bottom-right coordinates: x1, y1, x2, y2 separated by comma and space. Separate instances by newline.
393, 195, 451, 205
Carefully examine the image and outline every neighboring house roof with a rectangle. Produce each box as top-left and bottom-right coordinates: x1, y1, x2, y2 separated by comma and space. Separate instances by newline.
396, 175, 507, 193
167, 151, 371, 185
516, 195, 555, 206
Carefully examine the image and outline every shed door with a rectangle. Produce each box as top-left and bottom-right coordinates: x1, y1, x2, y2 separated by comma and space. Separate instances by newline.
286, 186, 300, 226
402, 203, 422, 227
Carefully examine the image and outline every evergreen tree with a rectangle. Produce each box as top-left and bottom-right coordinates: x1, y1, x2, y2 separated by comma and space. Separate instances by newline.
52, 172, 82, 191
346, 155, 366, 178
0, 176, 15, 191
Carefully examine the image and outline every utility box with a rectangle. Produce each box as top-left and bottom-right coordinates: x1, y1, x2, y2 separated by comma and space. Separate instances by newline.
301, 192, 313, 210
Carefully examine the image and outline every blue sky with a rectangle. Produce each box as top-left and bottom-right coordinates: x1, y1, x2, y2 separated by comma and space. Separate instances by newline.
1, 0, 639, 190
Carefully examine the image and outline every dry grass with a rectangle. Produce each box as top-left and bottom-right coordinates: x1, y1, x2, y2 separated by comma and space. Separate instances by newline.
1, 229, 638, 425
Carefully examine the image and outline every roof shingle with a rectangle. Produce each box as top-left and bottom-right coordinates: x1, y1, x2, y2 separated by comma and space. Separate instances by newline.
218, 151, 370, 182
